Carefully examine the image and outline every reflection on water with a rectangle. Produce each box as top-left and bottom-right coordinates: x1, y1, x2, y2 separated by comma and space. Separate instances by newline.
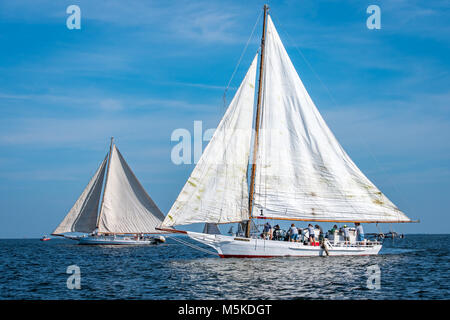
0, 235, 448, 299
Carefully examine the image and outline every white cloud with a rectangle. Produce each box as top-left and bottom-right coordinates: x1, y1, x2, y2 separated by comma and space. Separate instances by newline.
99, 98, 123, 111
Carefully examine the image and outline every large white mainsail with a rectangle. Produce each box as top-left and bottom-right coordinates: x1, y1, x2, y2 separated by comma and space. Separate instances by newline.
52, 155, 108, 235
162, 55, 258, 227
253, 16, 410, 223
98, 145, 166, 233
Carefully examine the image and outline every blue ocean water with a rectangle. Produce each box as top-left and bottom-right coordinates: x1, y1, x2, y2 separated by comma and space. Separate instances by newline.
0, 234, 448, 299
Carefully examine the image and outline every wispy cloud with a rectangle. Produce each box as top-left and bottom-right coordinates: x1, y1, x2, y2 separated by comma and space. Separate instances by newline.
0, 89, 221, 114
0, 0, 258, 44
323, 94, 450, 165
0, 102, 221, 147
99, 98, 123, 111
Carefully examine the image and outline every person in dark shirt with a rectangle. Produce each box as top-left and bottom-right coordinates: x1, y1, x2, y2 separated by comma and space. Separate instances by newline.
262, 222, 272, 240
272, 224, 281, 240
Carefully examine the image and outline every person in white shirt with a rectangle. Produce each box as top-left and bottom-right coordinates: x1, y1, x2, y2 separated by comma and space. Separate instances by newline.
289, 224, 299, 242
343, 225, 350, 244
307, 224, 315, 245
355, 223, 364, 242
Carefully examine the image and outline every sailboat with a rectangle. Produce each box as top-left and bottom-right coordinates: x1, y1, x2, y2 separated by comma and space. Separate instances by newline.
52, 138, 167, 245
158, 5, 416, 257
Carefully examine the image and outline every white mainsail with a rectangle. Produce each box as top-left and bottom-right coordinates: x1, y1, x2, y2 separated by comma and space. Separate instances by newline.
98, 145, 166, 233
162, 55, 258, 227
253, 16, 410, 223
52, 155, 108, 235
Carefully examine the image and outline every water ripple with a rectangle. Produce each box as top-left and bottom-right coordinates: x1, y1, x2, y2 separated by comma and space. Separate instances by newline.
0, 235, 448, 299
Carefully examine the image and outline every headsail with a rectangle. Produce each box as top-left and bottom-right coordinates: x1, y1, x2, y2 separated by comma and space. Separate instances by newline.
98, 145, 166, 233
52, 155, 108, 235
253, 16, 410, 223
162, 55, 258, 227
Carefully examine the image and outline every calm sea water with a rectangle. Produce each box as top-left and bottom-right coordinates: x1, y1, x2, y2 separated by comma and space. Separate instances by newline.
0, 234, 448, 300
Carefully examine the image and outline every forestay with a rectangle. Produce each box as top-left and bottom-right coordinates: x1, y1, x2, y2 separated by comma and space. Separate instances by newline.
162, 55, 258, 227
253, 16, 410, 223
52, 156, 107, 234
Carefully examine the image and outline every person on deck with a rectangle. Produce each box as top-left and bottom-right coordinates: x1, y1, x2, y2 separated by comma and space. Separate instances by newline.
298, 227, 304, 243
355, 223, 364, 242
273, 224, 281, 240
307, 224, 315, 245
326, 225, 338, 238
343, 225, 350, 244
263, 222, 272, 240
289, 224, 299, 242
315, 224, 324, 241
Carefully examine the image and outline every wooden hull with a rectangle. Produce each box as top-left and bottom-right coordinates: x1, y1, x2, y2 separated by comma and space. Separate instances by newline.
187, 232, 382, 257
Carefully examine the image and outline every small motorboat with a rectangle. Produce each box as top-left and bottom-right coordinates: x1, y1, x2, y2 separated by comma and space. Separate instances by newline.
40, 235, 51, 241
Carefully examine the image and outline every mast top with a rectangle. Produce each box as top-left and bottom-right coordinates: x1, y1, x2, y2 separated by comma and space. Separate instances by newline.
263, 4, 269, 17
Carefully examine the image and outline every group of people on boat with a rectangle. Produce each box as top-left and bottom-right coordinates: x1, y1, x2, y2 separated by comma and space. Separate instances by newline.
88, 231, 150, 241
260, 222, 365, 245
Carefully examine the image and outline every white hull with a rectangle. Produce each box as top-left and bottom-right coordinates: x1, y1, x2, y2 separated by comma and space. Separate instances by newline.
75, 235, 165, 246
187, 232, 382, 257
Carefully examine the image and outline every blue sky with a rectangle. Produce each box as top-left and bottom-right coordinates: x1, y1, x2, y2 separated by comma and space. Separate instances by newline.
0, 0, 448, 237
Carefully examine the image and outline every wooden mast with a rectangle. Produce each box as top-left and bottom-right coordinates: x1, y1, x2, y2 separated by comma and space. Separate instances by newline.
96, 137, 114, 233
246, 4, 269, 238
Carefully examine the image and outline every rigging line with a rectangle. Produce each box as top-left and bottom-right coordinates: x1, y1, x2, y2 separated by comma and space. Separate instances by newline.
270, 14, 340, 108
169, 236, 219, 256
261, 41, 267, 210
271, 14, 411, 218
375, 223, 384, 236
223, 10, 262, 109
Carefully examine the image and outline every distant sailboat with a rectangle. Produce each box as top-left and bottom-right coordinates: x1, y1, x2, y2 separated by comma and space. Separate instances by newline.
158, 5, 416, 257
52, 138, 167, 245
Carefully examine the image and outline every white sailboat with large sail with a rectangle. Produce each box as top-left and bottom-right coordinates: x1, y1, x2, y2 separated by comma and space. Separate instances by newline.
158, 5, 416, 257
52, 138, 167, 245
